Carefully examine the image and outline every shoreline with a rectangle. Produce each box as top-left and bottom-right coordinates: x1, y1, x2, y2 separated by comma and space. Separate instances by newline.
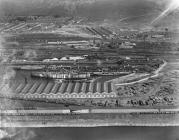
1, 120, 179, 127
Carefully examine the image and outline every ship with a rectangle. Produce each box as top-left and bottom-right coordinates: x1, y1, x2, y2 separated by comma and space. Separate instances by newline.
31, 71, 91, 80
91, 72, 130, 76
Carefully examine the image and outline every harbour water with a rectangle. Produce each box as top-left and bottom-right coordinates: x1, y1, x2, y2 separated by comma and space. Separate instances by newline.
2, 127, 179, 140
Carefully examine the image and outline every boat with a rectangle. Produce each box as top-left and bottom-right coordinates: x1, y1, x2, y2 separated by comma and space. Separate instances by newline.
31, 71, 91, 80
91, 72, 129, 76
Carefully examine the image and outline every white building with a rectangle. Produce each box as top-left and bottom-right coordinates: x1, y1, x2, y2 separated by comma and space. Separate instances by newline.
60, 56, 85, 61
119, 42, 136, 49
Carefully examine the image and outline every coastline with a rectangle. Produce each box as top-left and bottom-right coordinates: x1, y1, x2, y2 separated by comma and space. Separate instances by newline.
1, 112, 179, 127
2, 119, 179, 127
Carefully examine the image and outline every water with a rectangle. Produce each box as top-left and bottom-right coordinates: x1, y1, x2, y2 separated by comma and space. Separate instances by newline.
4, 127, 179, 140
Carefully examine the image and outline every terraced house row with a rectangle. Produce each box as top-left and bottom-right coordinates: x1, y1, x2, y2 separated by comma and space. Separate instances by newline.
5, 81, 117, 99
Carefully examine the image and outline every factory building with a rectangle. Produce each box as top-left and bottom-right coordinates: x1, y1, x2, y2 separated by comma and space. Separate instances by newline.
5, 81, 117, 99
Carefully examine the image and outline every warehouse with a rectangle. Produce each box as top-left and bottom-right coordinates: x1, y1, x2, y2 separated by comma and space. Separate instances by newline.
8, 81, 117, 99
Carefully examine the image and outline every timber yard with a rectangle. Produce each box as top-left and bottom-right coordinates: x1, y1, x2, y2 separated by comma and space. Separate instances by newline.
1, 14, 179, 127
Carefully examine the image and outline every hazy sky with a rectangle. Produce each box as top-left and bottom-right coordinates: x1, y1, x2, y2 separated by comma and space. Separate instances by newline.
0, 0, 169, 17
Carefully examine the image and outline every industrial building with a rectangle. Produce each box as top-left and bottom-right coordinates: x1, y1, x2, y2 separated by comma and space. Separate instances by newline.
4, 81, 117, 99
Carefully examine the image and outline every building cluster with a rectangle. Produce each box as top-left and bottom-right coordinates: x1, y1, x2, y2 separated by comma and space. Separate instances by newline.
6, 81, 117, 99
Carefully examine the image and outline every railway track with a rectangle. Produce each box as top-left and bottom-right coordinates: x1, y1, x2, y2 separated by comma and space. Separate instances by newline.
1, 108, 179, 115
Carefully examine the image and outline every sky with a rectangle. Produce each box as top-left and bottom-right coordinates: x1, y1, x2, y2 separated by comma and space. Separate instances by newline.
0, 0, 178, 26
0, 0, 168, 16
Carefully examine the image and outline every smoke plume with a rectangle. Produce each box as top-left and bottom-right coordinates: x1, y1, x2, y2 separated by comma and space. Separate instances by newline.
0, 36, 36, 139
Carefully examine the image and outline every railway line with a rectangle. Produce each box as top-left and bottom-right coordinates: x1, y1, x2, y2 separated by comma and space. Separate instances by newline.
1, 108, 179, 115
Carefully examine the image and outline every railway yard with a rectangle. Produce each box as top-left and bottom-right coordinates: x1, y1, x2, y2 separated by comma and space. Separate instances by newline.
1, 16, 179, 126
